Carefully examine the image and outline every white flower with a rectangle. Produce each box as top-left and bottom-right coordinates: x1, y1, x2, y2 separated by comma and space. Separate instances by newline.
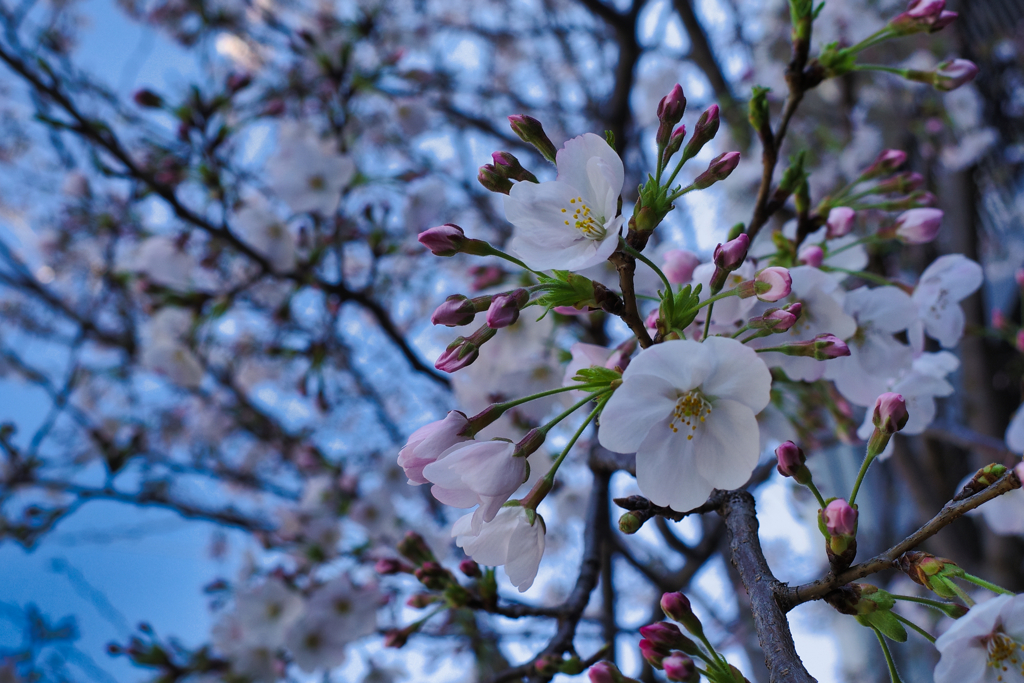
267, 122, 356, 216
969, 478, 1024, 536
752, 266, 857, 382
235, 578, 304, 647
504, 133, 625, 271
284, 577, 379, 672
824, 286, 917, 407
935, 594, 1024, 683
422, 440, 528, 522
140, 308, 204, 389
910, 254, 984, 352
453, 505, 545, 592
233, 197, 297, 273
1007, 404, 1024, 454
597, 337, 772, 511
397, 411, 471, 485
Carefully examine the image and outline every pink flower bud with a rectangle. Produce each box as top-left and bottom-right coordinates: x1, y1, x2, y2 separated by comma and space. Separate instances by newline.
478, 164, 513, 194
645, 308, 660, 331
662, 249, 701, 284
863, 149, 907, 179
486, 288, 529, 329
827, 207, 856, 238
639, 639, 666, 669
375, 558, 411, 574
663, 125, 686, 163
459, 558, 481, 577
775, 441, 806, 478
798, 244, 824, 267
930, 10, 957, 31
657, 84, 687, 147
435, 341, 478, 373
934, 59, 979, 91
490, 152, 537, 183
813, 333, 850, 359
588, 662, 622, 683
873, 392, 909, 434
823, 498, 858, 536
663, 655, 697, 682
133, 89, 163, 108
683, 104, 720, 160
993, 308, 1007, 330
907, 0, 945, 19
713, 233, 749, 271
508, 114, 558, 163
660, 592, 703, 635
693, 151, 740, 189
893, 208, 943, 244
418, 224, 466, 256
762, 306, 798, 332
639, 622, 689, 650
432, 295, 478, 327
753, 266, 792, 302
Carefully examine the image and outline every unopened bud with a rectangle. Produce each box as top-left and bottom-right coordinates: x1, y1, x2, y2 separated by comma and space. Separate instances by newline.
753, 267, 792, 302
682, 105, 720, 161
660, 591, 703, 636
397, 531, 436, 565
638, 622, 700, 656
414, 561, 450, 590
955, 463, 1008, 500
873, 392, 909, 434
875, 172, 925, 195
826, 207, 856, 238
418, 224, 466, 256
431, 294, 480, 327
710, 234, 749, 294
478, 164, 513, 194
486, 288, 529, 329
663, 655, 698, 682
889, 0, 947, 34
618, 510, 643, 534
663, 125, 686, 165
692, 151, 740, 190
491, 152, 538, 183
639, 639, 667, 669
772, 334, 850, 360
862, 149, 907, 180
823, 498, 858, 536
775, 441, 808, 478
459, 558, 481, 577
798, 244, 824, 267
657, 84, 687, 147
933, 59, 979, 91
406, 593, 439, 609
375, 557, 413, 574
508, 115, 558, 164
588, 661, 625, 683
383, 626, 414, 648
750, 306, 798, 333
898, 550, 964, 598
435, 325, 497, 372
891, 208, 943, 244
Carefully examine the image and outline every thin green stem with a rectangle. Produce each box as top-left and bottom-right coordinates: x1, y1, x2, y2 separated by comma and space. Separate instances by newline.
542, 396, 609, 483
825, 235, 873, 257
947, 581, 976, 607
961, 573, 1015, 596
892, 613, 936, 643
806, 481, 828, 509
846, 26, 894, 53
694, 631, 729, 673
668, 184, 696, 202
694, 288, 739, 311
848, 448, 876, 507
731, 324, 751, 339
537, 388, 614, 436
702, 302, 714, 342
494, 383, 608, 412
480, 245, 542, 275
851, 64, 907, 77
871, 626, 905, 683
891, 594, 958, 611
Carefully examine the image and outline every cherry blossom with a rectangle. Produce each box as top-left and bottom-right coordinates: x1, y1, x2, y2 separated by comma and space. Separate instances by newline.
453, 505, 545, 592
397, 411, 471, 485
910, 254, 984, 351
284, 577, 379, 672
504, 133, 625, 271
598, 337, 772, 511
267, 121, 356, 216
824, 286, 916, 406
422, 440, 528, 522
233, 196, 297, 273
934, 594, 1024, 683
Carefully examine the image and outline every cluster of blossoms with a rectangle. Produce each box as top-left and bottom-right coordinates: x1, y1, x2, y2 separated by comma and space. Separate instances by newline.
386, 3, 1024, 676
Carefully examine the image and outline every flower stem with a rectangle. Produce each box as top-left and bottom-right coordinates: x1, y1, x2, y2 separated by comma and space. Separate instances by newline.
848, 447, 877, 507
871, 626, 905, 683
947, 581, 976, 607
478, 244, 542, 275
541, 395, 609, 484
494, 383, 609, 412
892, 613, 936, 643
851, 64, 907, 77
820, 265, 893, 287
891, 594, 959, 612
537, 388, 614, 437
806, 480, 828, 509
846, 27, 894, 54
825, 235, 874, 257
702, 302, 713, 341
619, 237, 674, 309
960, 573, 1015, 596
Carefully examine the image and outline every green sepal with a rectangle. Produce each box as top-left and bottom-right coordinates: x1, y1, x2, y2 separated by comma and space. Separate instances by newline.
857, 611, 908, 643
571, 366, 622, 387
535, 270, 599, 313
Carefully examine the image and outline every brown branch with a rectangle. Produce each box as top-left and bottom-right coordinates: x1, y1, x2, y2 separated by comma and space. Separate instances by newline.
717, 490, 817, 683
780, 470, 1022, 609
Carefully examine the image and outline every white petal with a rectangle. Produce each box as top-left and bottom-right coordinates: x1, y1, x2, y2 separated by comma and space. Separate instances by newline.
505, 515, 545, 592
622, 339, 711, 393
556, 133, 624, 201
1006, 404, 1024, 454
635, 421, 715, 511
597, 374, 677, 453
700, 337, 772, 413
694, 399, 761, 490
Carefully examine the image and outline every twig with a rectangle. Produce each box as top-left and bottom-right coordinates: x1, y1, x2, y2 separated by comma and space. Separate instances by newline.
780, 471, 1022, 609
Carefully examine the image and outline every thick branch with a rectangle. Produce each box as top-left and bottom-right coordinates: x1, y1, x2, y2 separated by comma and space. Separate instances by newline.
717, 490, 817, 683
781, 471, 1022, 609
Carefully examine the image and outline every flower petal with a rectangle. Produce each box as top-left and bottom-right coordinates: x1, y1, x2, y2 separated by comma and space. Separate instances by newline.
635, 421, 715, 511
693, 398, 761, 490
597, 374, 677, 453
700, 337, 772, 413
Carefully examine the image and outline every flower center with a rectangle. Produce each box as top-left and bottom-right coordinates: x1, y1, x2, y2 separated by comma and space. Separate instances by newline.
561, 196, 607, 240
985, 630, 1024, 680
308, 173, 326, 191
669, 390, 712, 440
